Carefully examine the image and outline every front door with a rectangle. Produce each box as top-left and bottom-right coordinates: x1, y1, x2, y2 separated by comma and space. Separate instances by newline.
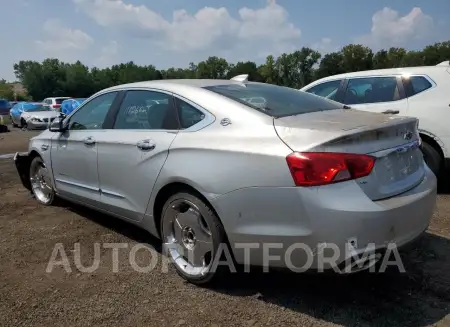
95, 89, 179, 221
342, 76, 409, 116
50, 91, 119, 205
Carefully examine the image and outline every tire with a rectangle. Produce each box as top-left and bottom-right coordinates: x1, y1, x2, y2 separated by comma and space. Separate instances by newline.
160, 191, 232, 285
20, 118, 27, 130
29, 156, 57, 205
421, 142, 442, 178
10, 116, 18, 128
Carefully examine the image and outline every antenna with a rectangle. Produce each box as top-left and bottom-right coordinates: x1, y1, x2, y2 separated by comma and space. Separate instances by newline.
230, 74, 249, 82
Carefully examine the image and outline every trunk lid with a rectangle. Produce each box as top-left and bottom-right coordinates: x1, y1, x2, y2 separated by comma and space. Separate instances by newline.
274, 109, 424, 200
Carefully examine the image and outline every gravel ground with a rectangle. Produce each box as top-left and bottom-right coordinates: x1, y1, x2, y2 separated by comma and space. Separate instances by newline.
0, 127, 449, 327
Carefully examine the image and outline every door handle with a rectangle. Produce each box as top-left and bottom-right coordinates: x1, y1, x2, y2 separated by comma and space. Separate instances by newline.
382, 110, 399, 115
136, 139, 155, 151
83, 136, 96, 145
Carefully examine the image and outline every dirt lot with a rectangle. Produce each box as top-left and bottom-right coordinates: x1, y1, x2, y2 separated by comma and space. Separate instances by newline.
0, 127, 449, 327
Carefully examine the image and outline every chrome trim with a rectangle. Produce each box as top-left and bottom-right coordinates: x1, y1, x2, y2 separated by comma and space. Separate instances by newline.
100, 189, 125, 198
55, 178, 100, 192
370, 140, 421, 158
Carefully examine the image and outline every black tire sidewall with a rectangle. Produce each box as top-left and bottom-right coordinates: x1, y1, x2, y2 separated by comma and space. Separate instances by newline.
161, 191, 231, 284
421, 142, 442, 177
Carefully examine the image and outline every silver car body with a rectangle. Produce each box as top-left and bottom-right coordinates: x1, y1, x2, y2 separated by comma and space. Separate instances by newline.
21, 110, 59, 129
22, 79, 436, 271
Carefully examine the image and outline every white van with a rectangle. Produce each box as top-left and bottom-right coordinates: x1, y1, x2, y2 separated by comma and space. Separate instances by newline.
301, 61, 450, 178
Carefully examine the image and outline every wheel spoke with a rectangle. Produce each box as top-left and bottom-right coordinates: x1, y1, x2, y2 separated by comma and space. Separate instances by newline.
188, 239, 213, 267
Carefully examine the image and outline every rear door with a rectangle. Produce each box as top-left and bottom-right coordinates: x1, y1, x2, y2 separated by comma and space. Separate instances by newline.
95, 89, 179, 221
342, 76, 409, 116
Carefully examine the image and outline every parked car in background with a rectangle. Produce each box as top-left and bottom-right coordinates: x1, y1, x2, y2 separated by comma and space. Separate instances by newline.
9, 101, 18, 107
14, 75, 436, 284
10, 102, 59, 130
42, 97, 71, 112
301, 61, 450, 179
61, 98, 87, 116
0, 99, 12, 129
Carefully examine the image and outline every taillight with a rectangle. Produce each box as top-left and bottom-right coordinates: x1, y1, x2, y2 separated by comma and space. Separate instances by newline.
286, 152, 376, 187
52, 104, 61, 108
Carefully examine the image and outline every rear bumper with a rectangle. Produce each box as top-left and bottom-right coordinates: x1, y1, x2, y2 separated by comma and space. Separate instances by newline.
14, 152, 32, 192
212, 165, 437, 271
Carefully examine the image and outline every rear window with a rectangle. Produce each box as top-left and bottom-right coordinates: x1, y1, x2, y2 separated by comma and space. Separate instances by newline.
55, 98, 68, 104
204, 83, 342, 118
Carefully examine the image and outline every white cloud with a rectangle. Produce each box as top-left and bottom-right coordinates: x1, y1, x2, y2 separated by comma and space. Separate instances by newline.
356, 7, 434, 49
311, 37, 339, 54
35, 19, 94, 57
96, 40, 120, 67
73, 0, 301, 56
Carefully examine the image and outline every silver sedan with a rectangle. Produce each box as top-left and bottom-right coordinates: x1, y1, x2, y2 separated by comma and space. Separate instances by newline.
14, 76, 437, 284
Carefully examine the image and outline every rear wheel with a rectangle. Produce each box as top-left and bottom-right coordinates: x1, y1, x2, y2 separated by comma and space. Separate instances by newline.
30, 156, 56, 205
421, 142, 442, 178
160, 192, 230, 285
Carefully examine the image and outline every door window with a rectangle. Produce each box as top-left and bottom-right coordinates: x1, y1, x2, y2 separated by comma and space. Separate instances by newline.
113, 90, 178, 130
175, 98, 205, 129
343, 77, 400, 105
68, 92, 118, 130
304, 80, 342, 101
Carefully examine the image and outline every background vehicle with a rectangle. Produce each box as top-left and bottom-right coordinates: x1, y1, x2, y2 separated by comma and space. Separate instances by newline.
61, 98, 87, 116
10, 102, 58, 130
42, 97, 71, 112
0, 99, 12, 130
14, 76, 436, 284
301, 61, 450, 178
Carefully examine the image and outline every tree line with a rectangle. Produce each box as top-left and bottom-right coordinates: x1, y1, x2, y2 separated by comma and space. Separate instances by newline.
6, 41, 450, 101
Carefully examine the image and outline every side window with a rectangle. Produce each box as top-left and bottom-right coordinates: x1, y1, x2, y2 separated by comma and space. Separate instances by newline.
404, 76, 433, 97
304, 80, 342, 101
175, 98, 205, 129
114, 90, 178, 130
69, 92, 117, 130
343, 77, 400, 105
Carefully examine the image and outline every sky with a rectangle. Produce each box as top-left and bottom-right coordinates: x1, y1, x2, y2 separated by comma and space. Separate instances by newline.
0, 0, 449, 81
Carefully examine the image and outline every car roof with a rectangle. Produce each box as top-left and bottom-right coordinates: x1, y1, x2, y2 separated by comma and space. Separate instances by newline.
310, 64, 449, 83
103, 79, 254, 93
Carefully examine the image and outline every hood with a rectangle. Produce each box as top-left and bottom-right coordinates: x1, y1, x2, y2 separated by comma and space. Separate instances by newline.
22, 111, 59, 119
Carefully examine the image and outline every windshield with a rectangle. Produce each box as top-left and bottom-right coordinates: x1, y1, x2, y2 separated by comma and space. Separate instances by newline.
204, 83, 343, 118
24, 104, 48, 112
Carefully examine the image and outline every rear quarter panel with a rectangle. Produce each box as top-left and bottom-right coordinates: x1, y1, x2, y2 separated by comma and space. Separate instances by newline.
145, 119, 294, 218
407, 70, 450, 157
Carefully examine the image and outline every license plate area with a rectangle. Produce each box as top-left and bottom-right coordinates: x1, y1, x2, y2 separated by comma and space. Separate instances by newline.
379, 146, 422, 184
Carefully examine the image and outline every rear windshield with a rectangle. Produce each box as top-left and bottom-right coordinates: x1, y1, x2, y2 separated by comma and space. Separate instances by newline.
204, 83, 343, 118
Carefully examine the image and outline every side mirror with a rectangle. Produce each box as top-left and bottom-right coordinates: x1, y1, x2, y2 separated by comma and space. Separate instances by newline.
49, 117, 67, 132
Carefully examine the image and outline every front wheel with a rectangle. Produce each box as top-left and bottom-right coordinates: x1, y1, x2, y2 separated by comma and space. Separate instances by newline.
160, 192, 231, 285
29, 156, 56, 205
10, 116, 18, 128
